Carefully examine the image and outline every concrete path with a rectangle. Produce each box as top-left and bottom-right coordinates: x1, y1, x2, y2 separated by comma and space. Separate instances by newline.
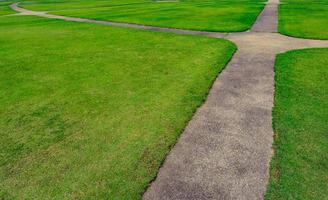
251, 0, 279, 32
144, 0, 328, 199
144, 33, 328, 200
10, 1, 328, 199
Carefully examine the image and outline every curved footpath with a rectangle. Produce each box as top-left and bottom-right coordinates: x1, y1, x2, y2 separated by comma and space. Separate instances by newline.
10, 1, 328, 199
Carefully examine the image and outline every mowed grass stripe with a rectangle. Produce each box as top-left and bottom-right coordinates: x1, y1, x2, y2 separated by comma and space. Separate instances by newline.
0, 1, 15, 15
266, 49, 328, 199
279, 0, 328, 39
21, 0, 266, 32
0, 14, 235, 199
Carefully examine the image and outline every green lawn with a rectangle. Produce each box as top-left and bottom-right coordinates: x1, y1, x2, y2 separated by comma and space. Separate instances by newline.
0, 10, 235, 199
0, 1, 15, 15
266, 49, 328, 199
20, 0, 266, 32
279, 0, 328, 39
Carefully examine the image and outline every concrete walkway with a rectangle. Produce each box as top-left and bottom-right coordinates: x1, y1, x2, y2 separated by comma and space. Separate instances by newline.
144, 1, 328, 199
10, 1, 328, 199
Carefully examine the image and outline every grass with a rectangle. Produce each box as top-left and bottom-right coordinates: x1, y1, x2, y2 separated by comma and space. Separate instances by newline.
0, 1, 15, 15
0, 7, 235, 199
265, 49, 328, 199
20, 0, 266, 32
279, 0, 328, 39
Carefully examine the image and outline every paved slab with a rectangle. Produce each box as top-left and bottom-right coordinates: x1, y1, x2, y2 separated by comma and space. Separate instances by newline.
9, 1, 328, 199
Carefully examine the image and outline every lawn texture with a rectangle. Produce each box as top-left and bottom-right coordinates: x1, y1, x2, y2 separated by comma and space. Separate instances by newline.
265, 49, 328, 199
0, 1, 15, 15
279, 0, 328, 39
0, 11, 235, 199
20, 0, 266, 32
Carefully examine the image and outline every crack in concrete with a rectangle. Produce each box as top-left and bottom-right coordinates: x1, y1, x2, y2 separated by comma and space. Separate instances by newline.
9, 1, 328, 199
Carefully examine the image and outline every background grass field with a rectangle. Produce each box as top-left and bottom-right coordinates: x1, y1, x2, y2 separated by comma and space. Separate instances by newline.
0, 0, 14, 15
20, 0, 266, 32
266, 49, 328, 199
2, 0, 328, 199
279, 0, 328, 39
0, 7, 235, 199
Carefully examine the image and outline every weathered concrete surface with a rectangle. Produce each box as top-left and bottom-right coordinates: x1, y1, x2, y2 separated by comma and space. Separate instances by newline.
143, 31, 328, 199
144, 45, 277, 200
9, 1, 328, 199
251, 0, 279, 32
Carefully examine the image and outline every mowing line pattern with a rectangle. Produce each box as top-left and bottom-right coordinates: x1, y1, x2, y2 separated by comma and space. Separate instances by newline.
8, 0, 328, 199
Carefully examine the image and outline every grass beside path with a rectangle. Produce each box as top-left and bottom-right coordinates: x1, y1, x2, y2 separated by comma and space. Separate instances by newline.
20, 0, 266, 32
0, 12, 235, 199
266, 49, 328, 199
0, 1, 15, 15
279, 0, 328, 39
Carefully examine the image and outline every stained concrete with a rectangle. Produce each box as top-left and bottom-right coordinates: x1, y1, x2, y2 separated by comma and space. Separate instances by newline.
9, 1, 328, 199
